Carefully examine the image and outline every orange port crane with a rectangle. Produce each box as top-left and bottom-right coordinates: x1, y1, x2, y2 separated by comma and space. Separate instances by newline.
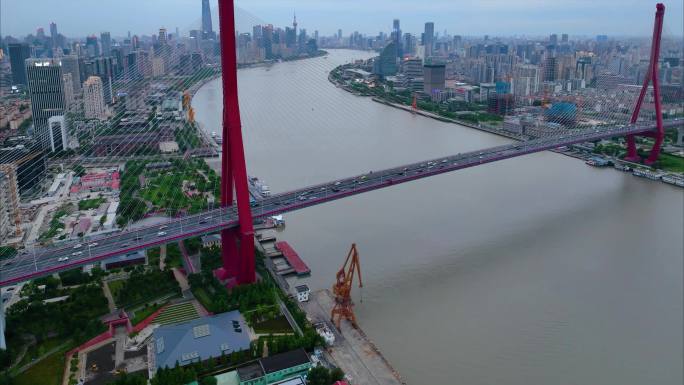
331, 243, 363, 330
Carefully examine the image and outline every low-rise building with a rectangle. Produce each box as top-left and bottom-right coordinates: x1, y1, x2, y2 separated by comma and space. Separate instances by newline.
210, 349, 312, 385
295, 285, 310, 303
70, 170, 120, 195
150, 311, 252, 376
201, 234, 221, 249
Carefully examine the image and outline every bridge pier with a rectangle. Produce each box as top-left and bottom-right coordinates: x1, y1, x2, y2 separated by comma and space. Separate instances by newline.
0, 297, 5, 350
625, 3, 665, 165
214, 0, 256, 285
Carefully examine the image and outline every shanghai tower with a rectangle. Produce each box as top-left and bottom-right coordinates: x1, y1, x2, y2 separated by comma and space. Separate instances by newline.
201, 0, 214, 39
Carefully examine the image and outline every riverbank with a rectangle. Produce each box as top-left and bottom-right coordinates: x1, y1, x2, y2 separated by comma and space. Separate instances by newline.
237, 50, 328, 70
191, 49, 684, 385
253, 227, 405, 385
303, 290, 406, 385
329, 68, 683, 188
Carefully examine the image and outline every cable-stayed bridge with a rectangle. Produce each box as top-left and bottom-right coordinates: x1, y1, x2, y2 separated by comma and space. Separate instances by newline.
1, 118, 681, 287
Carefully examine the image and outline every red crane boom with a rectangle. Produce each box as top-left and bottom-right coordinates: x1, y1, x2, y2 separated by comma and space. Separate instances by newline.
331, 243, 363, 330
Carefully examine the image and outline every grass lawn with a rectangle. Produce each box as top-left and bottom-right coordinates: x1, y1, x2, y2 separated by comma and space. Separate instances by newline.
13, 348, 67, 385
15, 337, 71, 369
253, 316, 294, 334
657, 152, 684, 173
147, 247, 161, 268
78, 197, 105, 211
165, 243, 184, 268
192, 287, 213, 311
107, 279, 125, 301
154, 302, 199, 325
131, 302, 167, 325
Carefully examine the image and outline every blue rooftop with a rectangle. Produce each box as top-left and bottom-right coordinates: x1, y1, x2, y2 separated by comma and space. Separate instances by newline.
153, 310, 252, 369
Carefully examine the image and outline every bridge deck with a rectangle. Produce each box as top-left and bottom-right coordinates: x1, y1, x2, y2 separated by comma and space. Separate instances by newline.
1, 122, 678, 287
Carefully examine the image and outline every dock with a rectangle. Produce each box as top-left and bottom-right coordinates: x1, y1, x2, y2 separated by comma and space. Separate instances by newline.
302, 290, 406, 385
274, 241, 311, 276
253, 228, 405, 385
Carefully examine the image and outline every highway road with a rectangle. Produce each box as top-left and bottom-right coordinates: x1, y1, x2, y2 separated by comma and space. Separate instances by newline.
0, 122, 679, 287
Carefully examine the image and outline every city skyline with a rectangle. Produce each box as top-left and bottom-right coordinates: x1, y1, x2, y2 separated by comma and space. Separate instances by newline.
1, 0, 683, 38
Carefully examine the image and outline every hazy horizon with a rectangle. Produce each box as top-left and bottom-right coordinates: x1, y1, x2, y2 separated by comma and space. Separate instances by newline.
1, 0, 683, 40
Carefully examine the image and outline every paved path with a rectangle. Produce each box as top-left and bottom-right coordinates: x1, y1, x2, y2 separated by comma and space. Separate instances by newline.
159, 244, 167, 270
102, 281, 117, 313
178, 240, 196, 274
171, 268, 190, 292
8, 340, 31, 370
113, 327, 127, 368
302, 290, 405, 385
16, 341, 71, 374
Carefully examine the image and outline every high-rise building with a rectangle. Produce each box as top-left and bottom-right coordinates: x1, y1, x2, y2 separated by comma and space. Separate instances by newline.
201, 0, 214, 39
159, 28, 168, 46
8, 43, 31, 85
26, 58, 66, 151
83, 76, 107, 120
403, 33, 416, 56
561, 33, 568, 43
101, 32, 112, 56
293, 12, 298, 44
543, 56, 557, 81
152, 57, 165, 77
62, 73, 75, 109
60, 55, 81, 94
401, 57, 423, 78
86, 35, 99, 57
47, 115, 68, 152
90, 57, 114, 104
549, 34, 558, 46
513, 64, 541, 98
50, 22, 58, 47
0, 166, 22, 240
374, 42, 398, 76
393, 19, 402, 58
423, 22, 434, 58
0, 171, 12, 244
0, 144, 47, 195
423, 64, 445, 96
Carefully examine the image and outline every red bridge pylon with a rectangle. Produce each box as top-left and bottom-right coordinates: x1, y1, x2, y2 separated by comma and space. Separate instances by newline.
625, 3, 665, 165
215, 0, 256, 285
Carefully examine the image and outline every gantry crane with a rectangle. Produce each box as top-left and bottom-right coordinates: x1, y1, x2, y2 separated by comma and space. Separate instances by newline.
331, 243, 363, 330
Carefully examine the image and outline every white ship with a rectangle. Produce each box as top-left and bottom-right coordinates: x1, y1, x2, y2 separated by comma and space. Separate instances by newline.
661, 174, 684, 187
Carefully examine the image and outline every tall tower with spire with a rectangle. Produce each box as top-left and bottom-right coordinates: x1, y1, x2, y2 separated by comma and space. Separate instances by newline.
293, 12, 298, 38
201, 0, 214, 39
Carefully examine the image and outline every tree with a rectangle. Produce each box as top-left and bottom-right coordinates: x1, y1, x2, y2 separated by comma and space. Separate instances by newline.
330, 367, 345, 382
0, 246, 16, 260
199, 377, 217, 385
306, 366, 331, 385
0, 372, 13, 385
73, 164, 86, 177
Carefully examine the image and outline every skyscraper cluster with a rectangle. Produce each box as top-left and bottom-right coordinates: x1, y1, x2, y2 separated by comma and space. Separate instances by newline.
236, 14, 319, 64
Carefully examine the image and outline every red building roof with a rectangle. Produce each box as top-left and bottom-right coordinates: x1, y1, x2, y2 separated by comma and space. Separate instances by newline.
275, 241, 310, 275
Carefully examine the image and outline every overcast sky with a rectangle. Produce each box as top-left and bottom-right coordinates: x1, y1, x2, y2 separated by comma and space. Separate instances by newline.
1, 0, 682, 39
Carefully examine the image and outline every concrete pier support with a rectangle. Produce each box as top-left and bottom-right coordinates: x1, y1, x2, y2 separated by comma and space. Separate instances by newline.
0, 298, 6, 350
